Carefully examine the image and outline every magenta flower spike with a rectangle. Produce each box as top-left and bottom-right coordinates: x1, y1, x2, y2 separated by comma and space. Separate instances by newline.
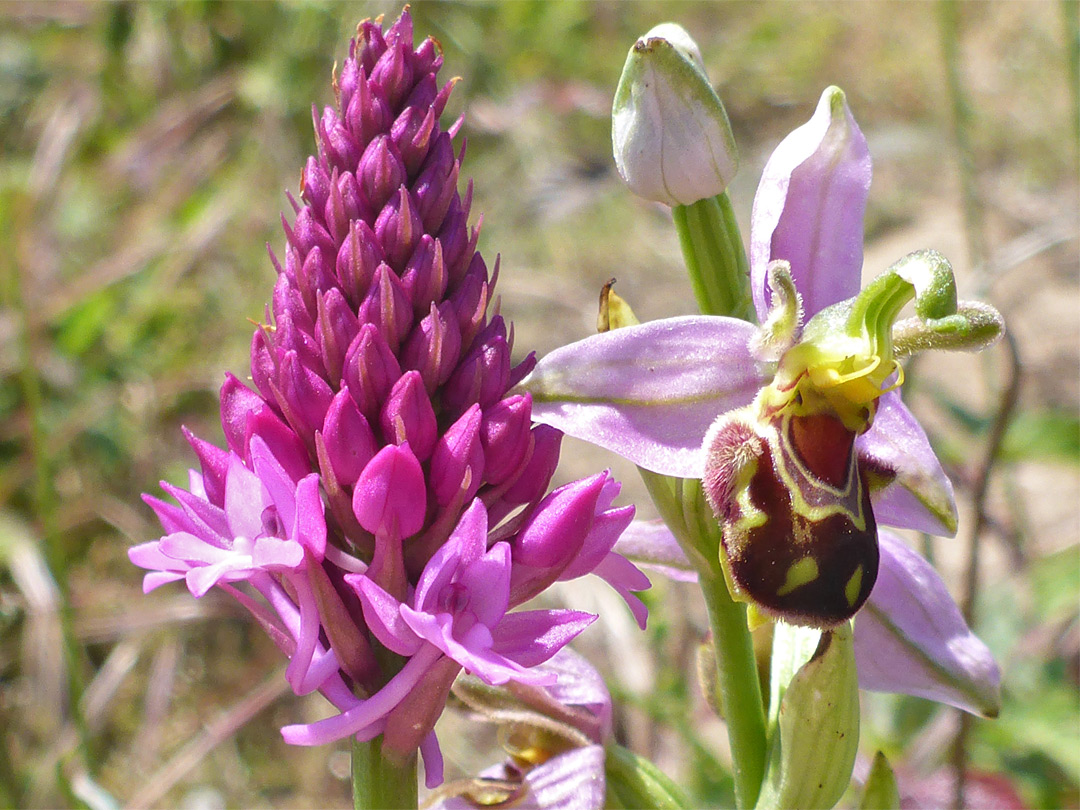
521, 86, 1002, 714
130, 9, 648, 786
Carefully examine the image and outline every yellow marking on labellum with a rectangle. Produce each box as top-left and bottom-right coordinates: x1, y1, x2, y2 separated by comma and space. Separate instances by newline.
776, 556, 820, 596
845, 565, 864, 607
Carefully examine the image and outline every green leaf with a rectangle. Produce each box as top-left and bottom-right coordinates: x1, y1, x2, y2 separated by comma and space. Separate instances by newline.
858, 751, 900, 810
755, 622, 859, 810
604, 743, 689, 810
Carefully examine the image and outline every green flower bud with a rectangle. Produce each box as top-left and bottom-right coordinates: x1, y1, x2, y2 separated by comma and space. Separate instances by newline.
612, 23, 738, 206
755, 622, 860, 810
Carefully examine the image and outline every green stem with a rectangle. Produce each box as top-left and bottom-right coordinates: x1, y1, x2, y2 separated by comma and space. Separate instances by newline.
352, 736, 418, 810
699, 567, 767, 809
672, 193, 755, 322
640, 472, 767, 809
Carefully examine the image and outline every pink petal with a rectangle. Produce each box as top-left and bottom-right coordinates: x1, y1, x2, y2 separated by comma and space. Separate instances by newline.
522, 316, 763, 478
280, 644, 441, 745
158, 531, 233, 565
458, 541, 512, 628
854, 531, 1001, 717
223, 455, 269, 541
591, 554, 651, 630
859, 391, 958, 536
350, 574, 423, 656
414, 498, 487, 612
490, 609, 596, 669
612, 519, 699, 583
291, 474, 327, 558
750, 86, 871, 322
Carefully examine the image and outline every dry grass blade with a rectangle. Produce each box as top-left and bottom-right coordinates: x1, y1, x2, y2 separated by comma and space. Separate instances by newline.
0, 512, 66, 738
123, 666, 290, 810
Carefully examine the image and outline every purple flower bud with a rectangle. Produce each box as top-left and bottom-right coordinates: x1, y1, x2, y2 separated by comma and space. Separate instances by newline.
337, 56, 361, 121
321, 389, 376, 487
273, 308, 322, 376
324, 169, 370, 244
320, 106, 362, 171
353, 443, 426, 539
481, 394, 534, 486
429, 404, 484, 507
301, 156, 331, 215
370, 36, 413, 111
250, 327, 277, 403
357, 263, 414, 352
289, 206, 337, 264
514, 472, 610, 569
400, 234, 447, 317
276, 350, 334, 440
183, 426, 229, 507
244, 405, 311, 484
343, 323, 402, 421
499, 424, 562, 508
375, 186, 423, 271
400, 302, 461, 393
336, 220, 383, 306
297, 246, 337, 319
380, 370, 438, 462
448, 260, 489, 349
359, 135, 406, 213
442, 316, 511, 417
412, 132, 458, 233
345, 71, 392, 147
437, 191, 471, 284
220, 373, 267, 456
316, 288, 360, 383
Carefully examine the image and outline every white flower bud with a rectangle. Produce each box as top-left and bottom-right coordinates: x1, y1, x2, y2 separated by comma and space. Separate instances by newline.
612, 23, 738, 207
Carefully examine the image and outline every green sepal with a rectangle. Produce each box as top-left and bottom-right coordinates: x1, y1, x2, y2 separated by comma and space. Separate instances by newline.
604, 743, 690, 810
754, 622, 859, 810
858, 751, 901, 810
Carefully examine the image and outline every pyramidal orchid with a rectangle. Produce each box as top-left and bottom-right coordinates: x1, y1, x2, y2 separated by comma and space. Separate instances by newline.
520, 86, 1003, 716
129, 9, 647, 790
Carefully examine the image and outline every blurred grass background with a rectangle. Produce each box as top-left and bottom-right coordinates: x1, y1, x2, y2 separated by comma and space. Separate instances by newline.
0, 2, 1077, 808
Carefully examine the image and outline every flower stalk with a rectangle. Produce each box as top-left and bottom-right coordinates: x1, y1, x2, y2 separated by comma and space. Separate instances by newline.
352, 736, 418, 810
672, 193, 756, 321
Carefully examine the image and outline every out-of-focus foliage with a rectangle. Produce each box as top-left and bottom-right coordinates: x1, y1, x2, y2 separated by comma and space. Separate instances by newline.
0, 2, 1076, 807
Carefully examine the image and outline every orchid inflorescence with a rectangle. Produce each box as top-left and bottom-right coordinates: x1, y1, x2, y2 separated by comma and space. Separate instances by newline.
130, 9, 647, 788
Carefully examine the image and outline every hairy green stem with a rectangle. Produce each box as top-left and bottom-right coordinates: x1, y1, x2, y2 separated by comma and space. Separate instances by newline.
352, 737, 418, 810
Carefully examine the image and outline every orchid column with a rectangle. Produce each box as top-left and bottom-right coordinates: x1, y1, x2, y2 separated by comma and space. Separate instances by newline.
129, 11, 649, 809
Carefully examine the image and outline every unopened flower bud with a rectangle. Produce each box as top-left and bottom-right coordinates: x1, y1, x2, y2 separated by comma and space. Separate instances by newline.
481, 394, 534, 486
430, 405, 485, 507
380, 370, 439, 462
612, 23, 738, 206
353, 442, 426, 539
321, 390, 376, 487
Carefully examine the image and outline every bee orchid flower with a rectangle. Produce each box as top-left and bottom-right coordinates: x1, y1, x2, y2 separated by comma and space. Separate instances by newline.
520, 86, 1002, 717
